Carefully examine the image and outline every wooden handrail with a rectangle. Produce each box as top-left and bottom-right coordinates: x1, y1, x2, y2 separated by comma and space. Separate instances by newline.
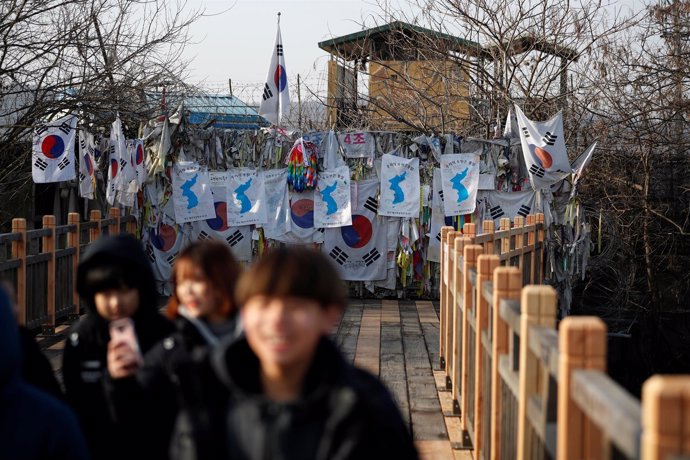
438, 212, 690, 460
0, 211, 138, 331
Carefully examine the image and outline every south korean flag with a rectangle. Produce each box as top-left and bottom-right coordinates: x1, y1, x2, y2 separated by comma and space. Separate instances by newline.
258, 21, 290, 125
78, 129, 96, 199
31, 114, 78, 183
323, 179, 388, 281
477, 190, 537, 226
144, 220, 187, 296
515, 105, 571, 190
107, 115, 127, 205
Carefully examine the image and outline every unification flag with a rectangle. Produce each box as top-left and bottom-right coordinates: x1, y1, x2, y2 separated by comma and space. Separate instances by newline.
78, 128, 96, 199
171, 161, 215, 224
323, 180, 388, 281
227, 169, 268, 226
259, 18, 290, 125
378, 153, 420, 218
440, 152, 480, 216
314, 165, 351, 228
515, 105, 571, 190
190, 172, 252, 262
31, 114, 78, 183
260, 169, 291, 239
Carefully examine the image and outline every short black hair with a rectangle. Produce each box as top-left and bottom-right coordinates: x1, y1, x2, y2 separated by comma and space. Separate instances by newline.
235, 247, 347, 310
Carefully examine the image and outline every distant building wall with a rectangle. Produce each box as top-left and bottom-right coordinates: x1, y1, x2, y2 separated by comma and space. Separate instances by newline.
367, 59, 470, 132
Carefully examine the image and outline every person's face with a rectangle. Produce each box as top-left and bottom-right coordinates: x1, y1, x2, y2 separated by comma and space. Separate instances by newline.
241, 296, 339, 372
176, 266, 217, 320
94, 287, 139, 321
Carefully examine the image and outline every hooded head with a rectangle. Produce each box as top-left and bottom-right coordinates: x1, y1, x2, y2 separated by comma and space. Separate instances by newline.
77, 234, 158, 319
0, 286, 20, 387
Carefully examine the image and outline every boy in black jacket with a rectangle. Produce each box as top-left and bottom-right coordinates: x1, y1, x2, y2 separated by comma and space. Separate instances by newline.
212, 247, 419, 460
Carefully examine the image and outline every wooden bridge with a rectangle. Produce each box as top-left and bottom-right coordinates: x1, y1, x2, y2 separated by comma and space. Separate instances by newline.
3, 212, 690, 460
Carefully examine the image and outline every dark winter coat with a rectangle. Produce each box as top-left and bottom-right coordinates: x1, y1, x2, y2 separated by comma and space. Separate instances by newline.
62, 235, 175, 460
19, 325, 63, 399
0, 288, 90, 460
212, 336, 419, 460
107, 314, 240, 460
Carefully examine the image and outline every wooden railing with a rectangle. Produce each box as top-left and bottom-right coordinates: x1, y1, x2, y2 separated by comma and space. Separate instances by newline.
439, 215, 690, 460
0, 209, 136, 333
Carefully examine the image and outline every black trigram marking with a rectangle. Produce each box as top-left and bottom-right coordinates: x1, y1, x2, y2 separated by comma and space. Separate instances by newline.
79, 172, 86, 181
276, 44, 283, 56
226, 230, 243, 247
364, 196, 378, 214
329, 246, 349, 265
35, 125, 48, 135
438, 190, 445, 203
517, 205, 531, 218
119, 158, 128, 169
363, 248, 381, 266
57, 157, 70, 170
58, 121, 71, 134
166, 253, 178, 265
34, 157, 48, 170
529, 164, 545, 178
490, 206, 505, 220
79, 137, 87, 150
262, 83, 273, 101
542, 132, 557, 146
146, 245, 155, 263
318, 227, 325, 233
109, 144, 116, 155
521, 127, 530, 138
197, 231, 211, 240
435, 232, 442, 242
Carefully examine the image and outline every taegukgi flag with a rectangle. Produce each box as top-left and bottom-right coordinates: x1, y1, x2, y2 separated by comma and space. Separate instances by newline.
78, 128, 96, 199
259, 16, 290, 125
32, 114, 78, 183
515, 105, 571, 190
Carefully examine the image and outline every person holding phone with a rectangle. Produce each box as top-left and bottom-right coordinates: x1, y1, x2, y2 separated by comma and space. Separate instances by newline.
106, 240, 242, 460
62, 234, 174, 460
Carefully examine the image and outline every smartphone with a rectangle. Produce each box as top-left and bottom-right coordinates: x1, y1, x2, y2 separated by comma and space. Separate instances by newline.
109, 317, 141, 356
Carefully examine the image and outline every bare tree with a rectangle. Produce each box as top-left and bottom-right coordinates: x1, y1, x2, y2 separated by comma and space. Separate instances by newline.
0, 0, 202, 228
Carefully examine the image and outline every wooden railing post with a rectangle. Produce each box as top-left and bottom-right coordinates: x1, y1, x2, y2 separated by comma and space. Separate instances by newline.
108, 207, 120, 235
440, 226, 454, 370
556, 317, 607, 460
445, 230, 461, 390
490, 266, 522, 460
42, 215, 56, 334
475, 254, 500, 459
526, 215, 536, 284
450, 234, 468, 407
517, 285, 557, 460
460, 243, 482, 439
463, 222, 477, 241
11, 218, 27, 326
482, 219, 495, 255
642, 376, 690, 460
514, 216, 525, 275
536, 213, 545, 283
500, 217, 511, 259
89, 210, 102, 242
67, 212, 80, 318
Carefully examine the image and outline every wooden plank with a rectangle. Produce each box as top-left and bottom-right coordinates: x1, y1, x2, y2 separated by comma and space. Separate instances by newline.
528, 326, 560, 380
416, 440, 455, 460
499, 299, 521, 336
334, 301, 363, 364
572, 370, 641, 458
380, 300, 410, 429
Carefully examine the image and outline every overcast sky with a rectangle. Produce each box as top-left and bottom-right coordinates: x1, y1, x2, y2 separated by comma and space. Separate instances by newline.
182, 0, 387, 99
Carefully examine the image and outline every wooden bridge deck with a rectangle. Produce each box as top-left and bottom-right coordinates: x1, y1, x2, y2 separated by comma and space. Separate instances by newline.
38, 299, 472, 460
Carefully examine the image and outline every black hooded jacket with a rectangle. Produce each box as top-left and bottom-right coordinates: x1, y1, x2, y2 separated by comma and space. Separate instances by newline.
62, 234, 174, 460
106, 313, 241, 460
212, 336, 419, 460
0, 288, 90, 460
